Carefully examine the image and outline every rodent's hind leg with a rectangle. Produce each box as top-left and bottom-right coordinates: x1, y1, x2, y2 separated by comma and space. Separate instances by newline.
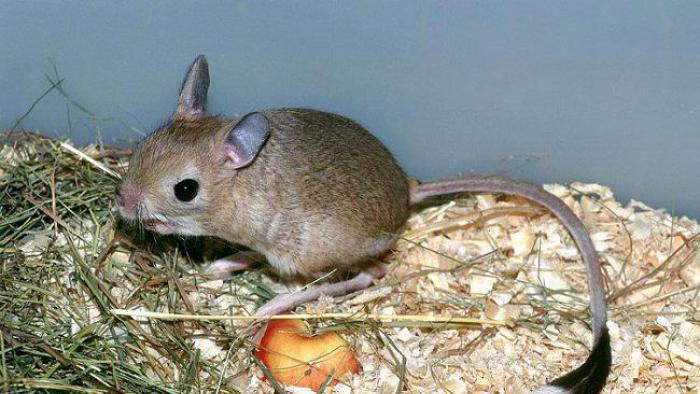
202, 251, 265, 279
254, 262, 389, 317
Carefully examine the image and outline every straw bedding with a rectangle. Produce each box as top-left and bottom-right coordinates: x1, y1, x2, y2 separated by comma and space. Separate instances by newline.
2, 131, 698, 393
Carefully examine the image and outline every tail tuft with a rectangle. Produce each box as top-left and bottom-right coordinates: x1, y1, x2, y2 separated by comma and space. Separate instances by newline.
537, 328, 611, 394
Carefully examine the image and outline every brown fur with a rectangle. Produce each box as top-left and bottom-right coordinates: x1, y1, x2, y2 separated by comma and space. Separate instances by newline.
118, 55, 609, 393
121, 109, 411, 277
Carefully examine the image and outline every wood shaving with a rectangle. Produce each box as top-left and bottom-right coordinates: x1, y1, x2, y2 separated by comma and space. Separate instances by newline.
4, 136, 700, 393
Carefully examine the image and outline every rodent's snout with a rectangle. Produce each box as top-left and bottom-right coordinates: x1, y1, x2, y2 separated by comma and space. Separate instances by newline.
114, 184, 139, 218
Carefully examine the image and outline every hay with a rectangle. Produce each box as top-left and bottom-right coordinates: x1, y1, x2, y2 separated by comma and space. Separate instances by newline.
1, 131, 699, 393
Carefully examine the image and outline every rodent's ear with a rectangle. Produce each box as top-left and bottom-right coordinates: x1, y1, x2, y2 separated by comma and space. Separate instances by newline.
172, 55, 210, 121
222, 112, 270, 168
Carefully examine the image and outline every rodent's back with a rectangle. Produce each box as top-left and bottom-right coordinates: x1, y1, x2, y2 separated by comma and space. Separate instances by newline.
227, 109, 410, 276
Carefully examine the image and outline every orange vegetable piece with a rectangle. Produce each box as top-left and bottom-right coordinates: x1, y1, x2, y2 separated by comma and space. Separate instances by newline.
254, 319, 361, 390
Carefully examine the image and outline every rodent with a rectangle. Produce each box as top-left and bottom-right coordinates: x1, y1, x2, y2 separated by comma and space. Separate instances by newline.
115, 55, 610, 393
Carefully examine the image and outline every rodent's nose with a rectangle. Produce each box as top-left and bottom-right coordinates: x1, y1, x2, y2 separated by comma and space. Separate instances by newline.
115, 186, 126, 207
115, 185, 138, 212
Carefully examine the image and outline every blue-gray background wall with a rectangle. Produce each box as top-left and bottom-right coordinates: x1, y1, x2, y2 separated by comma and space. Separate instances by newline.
2, 1, 699, 218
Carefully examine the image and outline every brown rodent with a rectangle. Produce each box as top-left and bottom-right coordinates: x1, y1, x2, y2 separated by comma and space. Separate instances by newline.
115, 55, 610, 394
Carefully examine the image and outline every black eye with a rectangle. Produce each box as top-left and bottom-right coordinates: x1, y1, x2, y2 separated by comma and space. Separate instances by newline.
174, 179, 199, 202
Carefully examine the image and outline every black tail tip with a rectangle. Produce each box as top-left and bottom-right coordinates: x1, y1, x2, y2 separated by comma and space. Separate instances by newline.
546, 328, 611, 394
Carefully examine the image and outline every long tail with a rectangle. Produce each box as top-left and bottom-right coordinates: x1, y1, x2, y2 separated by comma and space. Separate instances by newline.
411, 176, 611, 393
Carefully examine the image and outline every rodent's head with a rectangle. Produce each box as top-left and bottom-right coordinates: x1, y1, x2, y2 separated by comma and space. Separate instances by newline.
115, 55, 269, 236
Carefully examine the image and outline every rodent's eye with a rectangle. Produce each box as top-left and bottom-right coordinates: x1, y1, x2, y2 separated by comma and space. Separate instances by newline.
174, 179, 199, 202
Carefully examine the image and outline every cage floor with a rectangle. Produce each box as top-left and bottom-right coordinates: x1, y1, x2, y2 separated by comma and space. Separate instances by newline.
2, 132, 699, 393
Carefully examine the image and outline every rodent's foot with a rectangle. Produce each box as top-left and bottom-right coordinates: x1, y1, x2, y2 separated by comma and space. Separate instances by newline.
254, 267, 383, 316
245, 264, 387, 340
202, 251, 265, 279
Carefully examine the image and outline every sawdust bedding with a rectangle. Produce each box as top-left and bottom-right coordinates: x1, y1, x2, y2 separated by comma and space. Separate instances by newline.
2, 133, 699, 393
